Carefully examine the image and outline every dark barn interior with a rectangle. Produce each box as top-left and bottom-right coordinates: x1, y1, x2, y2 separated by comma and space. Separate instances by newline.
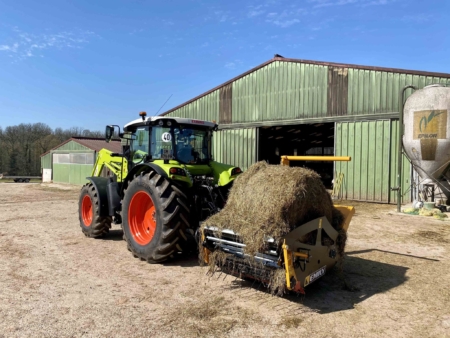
258, 123, 335, 188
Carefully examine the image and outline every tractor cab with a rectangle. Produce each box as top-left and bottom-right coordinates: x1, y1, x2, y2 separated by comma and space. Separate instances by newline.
106, 113, 217, 168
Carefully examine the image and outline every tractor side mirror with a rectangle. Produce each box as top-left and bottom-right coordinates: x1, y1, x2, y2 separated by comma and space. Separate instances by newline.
105, 125, 114, 143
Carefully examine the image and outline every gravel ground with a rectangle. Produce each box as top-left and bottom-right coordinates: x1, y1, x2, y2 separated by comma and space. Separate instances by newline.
0, 183, 449, 337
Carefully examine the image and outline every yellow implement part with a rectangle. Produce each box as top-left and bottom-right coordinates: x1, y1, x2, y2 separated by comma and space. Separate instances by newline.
333, 205, 355, 232
92, 148, 128, 182
201, 231, 211, 264
293, 252, 308, 259
280, 155, 351, 166
282, 240, 296, 291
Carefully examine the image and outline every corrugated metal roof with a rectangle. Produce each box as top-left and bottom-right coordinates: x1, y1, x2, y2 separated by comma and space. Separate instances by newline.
40, 137, 121, 157
73, 137, 122, 152
160, 55, 450, 117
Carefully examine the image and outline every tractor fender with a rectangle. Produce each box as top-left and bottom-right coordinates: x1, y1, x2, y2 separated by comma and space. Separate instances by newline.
121, 163, 168, 193
86, 177, 110, 217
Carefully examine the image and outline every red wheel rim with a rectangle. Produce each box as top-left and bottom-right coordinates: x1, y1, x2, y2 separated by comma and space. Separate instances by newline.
81, 195, 93, 226
128, 191, 156, 246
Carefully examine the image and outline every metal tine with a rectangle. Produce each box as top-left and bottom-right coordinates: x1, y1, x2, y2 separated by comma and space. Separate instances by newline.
257, 281, 263, 290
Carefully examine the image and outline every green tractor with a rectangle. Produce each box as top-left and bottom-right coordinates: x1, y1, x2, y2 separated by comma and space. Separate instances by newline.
78, 112, 242, 263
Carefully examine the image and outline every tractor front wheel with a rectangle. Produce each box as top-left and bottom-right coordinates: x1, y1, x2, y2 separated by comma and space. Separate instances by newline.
122, 171, 190, 263
78, 183, 112, 238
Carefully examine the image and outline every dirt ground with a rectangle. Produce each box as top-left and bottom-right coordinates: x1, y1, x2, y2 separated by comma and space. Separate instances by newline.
1, 183, 450, 338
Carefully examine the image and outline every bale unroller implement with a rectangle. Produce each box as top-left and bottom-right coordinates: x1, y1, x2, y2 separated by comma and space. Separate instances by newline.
200, 156, 355, 295
201, 206, 355, 295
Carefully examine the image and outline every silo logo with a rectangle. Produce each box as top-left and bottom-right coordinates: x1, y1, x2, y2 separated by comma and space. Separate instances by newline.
413, 110, 447, 140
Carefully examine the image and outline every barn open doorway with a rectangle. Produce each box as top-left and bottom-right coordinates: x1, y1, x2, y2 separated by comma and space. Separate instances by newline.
258, 123, 335, 188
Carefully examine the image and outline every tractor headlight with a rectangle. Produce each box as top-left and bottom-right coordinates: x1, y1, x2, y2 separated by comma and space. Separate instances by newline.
169, 167, 186, 176
231, 167, 242, 176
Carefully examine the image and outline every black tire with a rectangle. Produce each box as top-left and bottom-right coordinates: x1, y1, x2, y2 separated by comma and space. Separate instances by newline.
78, 183, 112, 238
122, 171, 190, 263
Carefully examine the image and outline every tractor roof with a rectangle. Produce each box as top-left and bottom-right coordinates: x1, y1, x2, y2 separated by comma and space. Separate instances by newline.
124, 116, 217, 130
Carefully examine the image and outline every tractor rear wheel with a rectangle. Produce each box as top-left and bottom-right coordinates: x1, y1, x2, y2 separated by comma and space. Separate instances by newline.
78, 183, 112, 238
122, 171, 190, 263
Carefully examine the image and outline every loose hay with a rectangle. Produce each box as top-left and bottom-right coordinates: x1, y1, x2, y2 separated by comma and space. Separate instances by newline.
201, 161, 346, 294
403, 208, 419, 215
419, 209, 434, 216
433, 212, 448, 220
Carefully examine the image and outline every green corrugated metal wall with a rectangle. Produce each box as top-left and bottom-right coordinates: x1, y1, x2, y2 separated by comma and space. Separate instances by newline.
347, 69, 450, 115
41, 153, 52, 171
41, 141, 91, 171
52, 163, 92, 185
232, 62, 328, 123
40, 141, 95, 185
164, 90, 220, 122
213, 128, 257, 170
159, 60, 450, 204
335, 120, 411, 203
163, 61, 450, 125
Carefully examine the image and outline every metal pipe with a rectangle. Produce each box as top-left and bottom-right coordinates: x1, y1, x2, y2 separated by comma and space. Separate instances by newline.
206, 236, 246, 247
397, 85, 417, 212
282, 156, 351, 161
280, 155, 351, 163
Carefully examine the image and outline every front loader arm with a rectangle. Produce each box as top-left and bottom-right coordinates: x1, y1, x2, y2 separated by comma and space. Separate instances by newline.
92, 148, 128, 182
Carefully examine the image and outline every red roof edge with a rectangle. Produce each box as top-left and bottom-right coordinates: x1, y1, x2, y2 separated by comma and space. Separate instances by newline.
40, 137, 121, 157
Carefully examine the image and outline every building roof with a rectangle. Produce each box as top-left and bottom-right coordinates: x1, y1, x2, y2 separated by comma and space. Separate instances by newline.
161, 55, 450, 116
40, 137, 122, 157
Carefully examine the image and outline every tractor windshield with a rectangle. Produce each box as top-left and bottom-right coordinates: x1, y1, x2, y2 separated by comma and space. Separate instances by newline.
150, 124, 211, 164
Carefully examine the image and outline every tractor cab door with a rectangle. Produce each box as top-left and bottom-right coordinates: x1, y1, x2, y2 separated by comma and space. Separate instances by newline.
128, 126, 150, 169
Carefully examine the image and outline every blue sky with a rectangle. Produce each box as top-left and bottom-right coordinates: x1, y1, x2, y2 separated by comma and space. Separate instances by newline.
0, 0, 449, 132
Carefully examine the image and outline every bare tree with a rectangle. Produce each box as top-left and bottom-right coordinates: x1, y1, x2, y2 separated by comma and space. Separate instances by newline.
0, 123, 103, 176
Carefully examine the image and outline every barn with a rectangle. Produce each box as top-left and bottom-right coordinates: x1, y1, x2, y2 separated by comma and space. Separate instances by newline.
161, 55, 450, 204
40, 137, 121, 185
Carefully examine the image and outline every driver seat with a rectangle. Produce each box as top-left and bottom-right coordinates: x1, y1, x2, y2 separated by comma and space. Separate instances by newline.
177, 146, 194, 163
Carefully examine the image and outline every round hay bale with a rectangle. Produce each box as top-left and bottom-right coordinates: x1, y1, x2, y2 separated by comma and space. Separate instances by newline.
203, 161, 342, 256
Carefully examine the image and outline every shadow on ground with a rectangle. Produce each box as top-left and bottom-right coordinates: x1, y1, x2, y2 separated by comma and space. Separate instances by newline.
294, 255, 409, 313
222, 253, 411, 314
163, 251, 200, 268
101, 229, 124, 242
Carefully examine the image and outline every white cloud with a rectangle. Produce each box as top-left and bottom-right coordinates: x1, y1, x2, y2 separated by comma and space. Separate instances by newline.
225, 62, 236, 69
402, 14, 432, 23
248, 9, 265, 17
210, 10, 233, 23
308, 0, 393, 7
265, 8, 305, 28
271, 19, 300, 28
129, 28, 144, 35
0, 28, 97, 61
225, 59, 243, 70
0, 43, 19, 52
